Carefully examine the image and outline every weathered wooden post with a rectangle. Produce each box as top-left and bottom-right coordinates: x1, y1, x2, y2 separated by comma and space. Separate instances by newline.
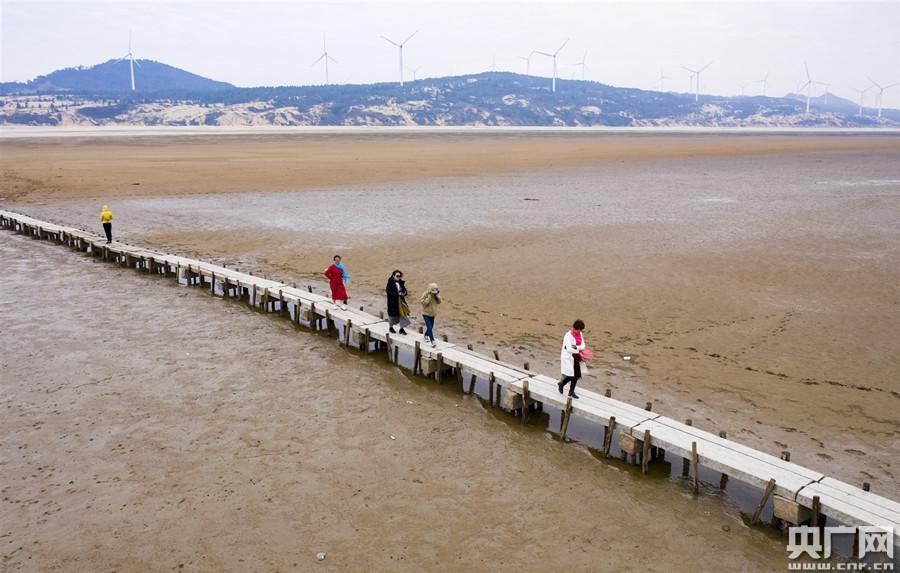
385, 332, 393, 363
363, 328, 371, 353
641, 430, 651, 473
521, 380, 530, 424
682, 419, 693, 478
310, 302, 317, 331
811, 496, 821, 527
604, 389, 612, 398
691, 441, 699, 494
344, 319, 352, 346
436, 353, 444, 383
413, 341, 421, 375
750, 479, 777, 525
488, 372, 495, 407
560, 397, 573, 441
719, 431, 729, 489
467, 374, 477, 395
493, 350, 500, 360
603, 416, 616, 457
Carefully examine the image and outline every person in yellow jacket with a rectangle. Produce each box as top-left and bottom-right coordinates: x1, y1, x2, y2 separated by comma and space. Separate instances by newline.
100, 205, 113, 243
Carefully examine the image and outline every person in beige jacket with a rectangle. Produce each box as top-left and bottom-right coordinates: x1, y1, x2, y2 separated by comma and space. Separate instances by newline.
420, 283, 441, 347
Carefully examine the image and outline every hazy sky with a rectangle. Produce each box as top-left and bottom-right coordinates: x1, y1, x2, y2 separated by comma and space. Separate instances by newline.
2, 1, 899, 107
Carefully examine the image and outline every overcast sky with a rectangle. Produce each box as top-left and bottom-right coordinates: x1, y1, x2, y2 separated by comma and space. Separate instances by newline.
2, 0, 899, 107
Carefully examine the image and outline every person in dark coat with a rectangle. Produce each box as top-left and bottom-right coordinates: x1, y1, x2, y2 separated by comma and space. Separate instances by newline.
386, 269, 409, 335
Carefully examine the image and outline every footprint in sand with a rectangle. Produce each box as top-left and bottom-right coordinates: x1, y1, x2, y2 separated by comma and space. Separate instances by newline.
844, 449, 867, 456
816, 453, 834, 461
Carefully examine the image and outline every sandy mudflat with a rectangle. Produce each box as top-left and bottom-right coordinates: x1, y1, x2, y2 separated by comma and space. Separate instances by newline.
0, 233, 788, 571
2, 132, 899, 203
1, 132, 899, 569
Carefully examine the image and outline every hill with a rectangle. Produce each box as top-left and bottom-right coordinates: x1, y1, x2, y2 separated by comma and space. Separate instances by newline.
0, 59, 234, 94
1, 61, 898, 127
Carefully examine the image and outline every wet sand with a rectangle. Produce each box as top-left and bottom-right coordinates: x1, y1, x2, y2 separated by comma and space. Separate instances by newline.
0, 232, 788, 571
1, 133, 899, 569
2, 133, 899, 203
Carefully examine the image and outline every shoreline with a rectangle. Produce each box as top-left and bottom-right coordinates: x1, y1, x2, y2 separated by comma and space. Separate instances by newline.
3, 124, 900, 139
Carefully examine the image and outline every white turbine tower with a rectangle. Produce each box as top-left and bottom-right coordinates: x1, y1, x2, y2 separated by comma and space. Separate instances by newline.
381, 30, 418, 87
799, 63, 827, 114
852, 87, 869, 116
518, 51, 535, 75
406, 66, 420, 81
756, 71, 770, 96
868, 77, 900, 118
115, 31, 140, 92
312, 33, 337, 85
657, 69, 670, 92
681, 61, 711, 102
535, 38, 569, 93
573, 51, 588, 80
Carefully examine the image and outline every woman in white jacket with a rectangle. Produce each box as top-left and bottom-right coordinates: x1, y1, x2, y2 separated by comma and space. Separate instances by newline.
559, 319, 587, 399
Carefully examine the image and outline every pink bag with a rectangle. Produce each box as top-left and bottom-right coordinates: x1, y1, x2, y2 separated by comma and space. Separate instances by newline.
578, 349, 594, 362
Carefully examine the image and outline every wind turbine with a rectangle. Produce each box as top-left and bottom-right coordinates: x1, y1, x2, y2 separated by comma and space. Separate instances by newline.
573, 51, 588, 81
115, 31, 140, 92
381, 30, 418, 87
798, 63, 827, 114
657, 69, 670, 92
406, 66, 420, 81
518, 51, 535, 75
535, 38, 569, 93
487, 55, 499, 72
681, 61, 712, 102
852, 87, 869, 116
868, 77, 900, 118
756, 71, 770, 96
312, 33, 337, 85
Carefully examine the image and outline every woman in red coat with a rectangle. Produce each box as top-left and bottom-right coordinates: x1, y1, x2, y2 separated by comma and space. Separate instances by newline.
324, 255, 349, 310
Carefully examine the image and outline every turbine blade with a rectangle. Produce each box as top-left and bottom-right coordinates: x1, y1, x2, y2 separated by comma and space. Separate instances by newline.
312, 53, 326, 65
554, 38, 569, 56
328, 55, 338, 63
867, 77, 882, 89
884, 82, 900, 89
699, 61, 712, 72
402, 30, 418, 45
133, 59, 141, 69
805, 62, 811, 82
535, 51, 553, 57
381, 36, 400, 47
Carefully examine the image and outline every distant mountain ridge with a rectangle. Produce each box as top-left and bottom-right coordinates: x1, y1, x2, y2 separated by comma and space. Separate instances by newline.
2, 60, 898, 127
1, 59, 234, 94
